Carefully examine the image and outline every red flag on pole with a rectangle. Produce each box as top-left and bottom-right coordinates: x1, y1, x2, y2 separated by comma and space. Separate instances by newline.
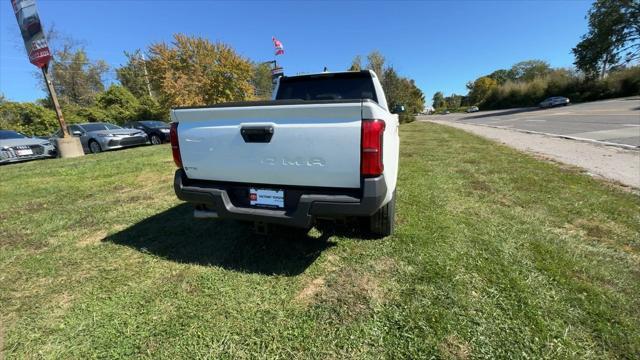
272, 37, 284, 56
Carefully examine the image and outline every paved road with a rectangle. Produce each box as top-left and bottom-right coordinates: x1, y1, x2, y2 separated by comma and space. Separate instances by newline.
422, 97, 640, 147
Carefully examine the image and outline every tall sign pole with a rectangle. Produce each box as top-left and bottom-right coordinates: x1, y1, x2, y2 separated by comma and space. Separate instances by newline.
11, 0, 83, 157
41, 64, 69, 136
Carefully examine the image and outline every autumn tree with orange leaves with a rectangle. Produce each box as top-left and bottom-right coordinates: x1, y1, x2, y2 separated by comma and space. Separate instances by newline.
146, 34, 255, 110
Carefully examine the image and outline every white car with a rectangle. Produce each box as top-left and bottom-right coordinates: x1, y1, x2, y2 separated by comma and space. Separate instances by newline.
0, 130, 56, 164
539, 96, 570, 108
466, 106, 479, 113
170, 70, 400, 237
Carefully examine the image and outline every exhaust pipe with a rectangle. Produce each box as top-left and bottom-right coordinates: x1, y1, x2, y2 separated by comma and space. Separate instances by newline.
194, 208, 218, 219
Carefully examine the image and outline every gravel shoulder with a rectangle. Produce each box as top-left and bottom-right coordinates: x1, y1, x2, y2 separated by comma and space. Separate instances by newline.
426, 119, 640, 189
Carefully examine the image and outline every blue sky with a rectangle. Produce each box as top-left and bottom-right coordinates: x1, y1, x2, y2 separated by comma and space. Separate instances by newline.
1, 0, 593, 104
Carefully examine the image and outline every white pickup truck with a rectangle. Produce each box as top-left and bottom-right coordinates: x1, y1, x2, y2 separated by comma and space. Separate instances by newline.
170, 70, 401, 237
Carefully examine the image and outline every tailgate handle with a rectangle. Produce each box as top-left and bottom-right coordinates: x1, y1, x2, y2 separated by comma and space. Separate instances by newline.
240, 125, 274, 143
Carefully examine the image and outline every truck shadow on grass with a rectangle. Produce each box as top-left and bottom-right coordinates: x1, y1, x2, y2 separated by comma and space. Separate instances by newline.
103, 203, 337, 276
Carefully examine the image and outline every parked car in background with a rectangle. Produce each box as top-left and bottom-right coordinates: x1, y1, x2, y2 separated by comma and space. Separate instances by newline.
466, 106, 479, 113
539, 96, 570, 108
0, 130, 56, 164
51, 123, 148, 154
123, 120, 170, 145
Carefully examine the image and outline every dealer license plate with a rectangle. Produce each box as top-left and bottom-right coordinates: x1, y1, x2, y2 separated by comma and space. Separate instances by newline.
16, 149, 33, 156
249, 188, 284, 208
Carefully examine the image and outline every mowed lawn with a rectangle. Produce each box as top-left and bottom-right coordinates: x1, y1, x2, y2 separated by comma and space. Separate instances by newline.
1, 122, 639, 359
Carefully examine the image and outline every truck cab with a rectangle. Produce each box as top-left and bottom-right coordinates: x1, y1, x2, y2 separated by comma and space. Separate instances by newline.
171, 70, 400, 237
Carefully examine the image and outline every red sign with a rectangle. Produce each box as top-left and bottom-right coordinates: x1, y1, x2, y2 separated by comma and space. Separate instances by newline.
11, 0, 52, 68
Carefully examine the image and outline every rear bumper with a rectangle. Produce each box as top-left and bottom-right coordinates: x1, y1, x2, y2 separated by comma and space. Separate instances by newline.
173, 169, 387, 228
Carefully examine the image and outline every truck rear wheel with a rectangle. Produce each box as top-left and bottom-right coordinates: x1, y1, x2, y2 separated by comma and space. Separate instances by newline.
366, 191, 395, 238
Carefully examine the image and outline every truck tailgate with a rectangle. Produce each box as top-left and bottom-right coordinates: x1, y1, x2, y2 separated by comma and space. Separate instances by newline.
172, 102, 362, 188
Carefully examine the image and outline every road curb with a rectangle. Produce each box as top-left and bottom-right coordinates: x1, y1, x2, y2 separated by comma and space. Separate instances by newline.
428, 120, 640, 151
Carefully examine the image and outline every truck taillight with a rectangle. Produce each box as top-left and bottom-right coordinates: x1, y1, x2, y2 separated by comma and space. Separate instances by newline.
169, 122, 182, 168
361, 119, 385, 177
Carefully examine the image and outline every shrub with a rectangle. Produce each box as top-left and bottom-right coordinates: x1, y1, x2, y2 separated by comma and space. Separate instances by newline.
137, 96, 167, 120
0, 102, 59, 136
603, 67, 640, 97
480, 66, 640, 109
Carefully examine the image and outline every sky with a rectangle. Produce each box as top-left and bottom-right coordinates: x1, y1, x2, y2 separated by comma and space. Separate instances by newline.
0, 0, 593, 105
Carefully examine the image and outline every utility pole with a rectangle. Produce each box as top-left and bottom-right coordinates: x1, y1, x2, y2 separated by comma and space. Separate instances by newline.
42, 64, 69, 137
140, 53, 153, 98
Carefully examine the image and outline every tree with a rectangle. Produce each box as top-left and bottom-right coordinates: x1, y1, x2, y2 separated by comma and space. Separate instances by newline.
252, 62, 273, 100
381, 68, 425, 123
366, 51, 386, 80
432, 92, 445, 109
0, 102, 58, 135
41, 31, 109, 107
401, 78, 425, 122
88, 85, 166, 123
488, 69, 513, 85
444, 94, 462, 109
355, 51, 424, 122
116, 49, 153, 99
349, 55, 362, 71
146, 34, 255, 110
508, 60, 552, 82
573, 0, 639, 78
137, 95, 166, 120
467, 76, 498, 105
94, 85, 141, 123
73, 105, 108, 123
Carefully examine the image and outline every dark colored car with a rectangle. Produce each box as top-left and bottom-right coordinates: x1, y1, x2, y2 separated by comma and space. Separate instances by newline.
124, 121, 170, 145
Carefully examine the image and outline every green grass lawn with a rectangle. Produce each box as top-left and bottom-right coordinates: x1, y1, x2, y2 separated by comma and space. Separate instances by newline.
1, 122, 639, 359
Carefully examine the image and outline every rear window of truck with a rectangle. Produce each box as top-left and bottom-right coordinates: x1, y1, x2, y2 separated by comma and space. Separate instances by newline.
276, 72, 378, 103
